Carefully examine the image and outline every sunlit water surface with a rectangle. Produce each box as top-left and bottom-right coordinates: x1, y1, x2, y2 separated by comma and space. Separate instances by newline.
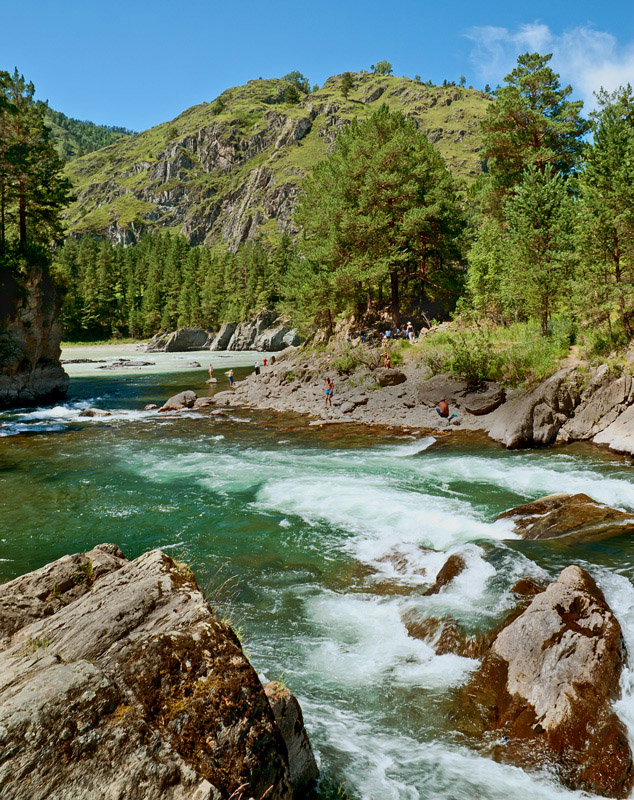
2, 356, 634, 799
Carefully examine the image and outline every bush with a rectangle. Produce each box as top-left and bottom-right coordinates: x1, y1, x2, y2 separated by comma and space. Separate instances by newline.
449, 328, 496, 384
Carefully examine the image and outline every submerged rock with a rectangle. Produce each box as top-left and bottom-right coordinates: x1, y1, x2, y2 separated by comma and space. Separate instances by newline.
457, 565, 633, 797
497, 493, 634, 543
158, 389, 197, 412
0, 545, 316, 799
78, 408, 112, 418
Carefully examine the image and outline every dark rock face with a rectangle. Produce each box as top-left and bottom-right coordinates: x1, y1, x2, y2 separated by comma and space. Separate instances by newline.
497, 493, 634, 543
159, 390, 198, 412
457, 566, 633, 798
264, 682, 319, 796
0, 546, 312, 800
0, 267, 69, 409
374, 367, 407, 387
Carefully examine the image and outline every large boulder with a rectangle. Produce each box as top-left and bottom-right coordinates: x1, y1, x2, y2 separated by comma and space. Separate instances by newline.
558, 366, 634, 443
158, 390, 197, 412
374, 367, 407, 387
497, 493, 634, 543
417, 375, 505, 415
0, 266, 69, 409
0, 546, 311, 800
488, 368, 580, 448
146, 328, 214, 353
457, 566, 633, 797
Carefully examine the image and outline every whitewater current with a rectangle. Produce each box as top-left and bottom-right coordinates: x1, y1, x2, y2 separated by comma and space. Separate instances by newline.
1, 355, 634, 799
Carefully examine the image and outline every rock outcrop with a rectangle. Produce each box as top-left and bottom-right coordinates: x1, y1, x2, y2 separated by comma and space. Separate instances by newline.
146, 328, 215, 353
497, 493, 634, 543
417, 375, 505, 415
0, 545, 317, 800
146, 318, 301, 354
457, 566, 633, 797
65, 75, 491, 250
0, 267, 69, 409
487, 368, 580, 448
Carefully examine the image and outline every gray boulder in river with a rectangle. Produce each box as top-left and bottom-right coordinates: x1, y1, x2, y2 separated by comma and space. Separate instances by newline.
457, 565, 633, 797
0, 544, 317, 800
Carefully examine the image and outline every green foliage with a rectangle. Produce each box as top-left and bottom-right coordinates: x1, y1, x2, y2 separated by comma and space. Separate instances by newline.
281, 71, 311, 94
0, 69, 73, 272
340, 72, 354, 99
52, 231, 298, 340
372, 61, 393, 76
481, 52, 589, 212
43, 107, 132, 160
294, 103, 466, 330
281, 84, 301, 105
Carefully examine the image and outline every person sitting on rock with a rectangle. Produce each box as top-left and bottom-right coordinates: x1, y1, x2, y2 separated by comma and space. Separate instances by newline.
436, 399, 457, 421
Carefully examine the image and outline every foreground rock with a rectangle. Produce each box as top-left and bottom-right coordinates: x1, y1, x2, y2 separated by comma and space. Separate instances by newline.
457, 566, 633, 797
497, 493, 634, 543
158, 389, 197, 412
0, 266, 69, 409
0, 545, 317, 799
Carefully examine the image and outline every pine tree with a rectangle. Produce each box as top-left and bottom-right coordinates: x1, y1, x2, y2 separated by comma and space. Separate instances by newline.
340, 73, 354, 99
295, 104, 465, 327
504, 166, 574, 335
481, 53, 589, 213
576, 85, 634, 339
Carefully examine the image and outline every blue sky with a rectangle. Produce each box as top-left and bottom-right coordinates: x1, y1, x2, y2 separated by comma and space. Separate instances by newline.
2, 0, 633, 131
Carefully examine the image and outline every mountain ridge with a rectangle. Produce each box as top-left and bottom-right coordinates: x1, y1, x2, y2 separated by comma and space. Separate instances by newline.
63, 72, 492, 250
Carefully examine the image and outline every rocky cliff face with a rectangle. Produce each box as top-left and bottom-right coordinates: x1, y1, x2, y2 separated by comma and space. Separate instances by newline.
65, 74, 491, 251
0, 266, 69, 409
0, 544, 317, 800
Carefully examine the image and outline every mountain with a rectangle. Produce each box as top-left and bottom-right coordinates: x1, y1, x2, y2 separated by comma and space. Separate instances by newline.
63, 73, 492, 250
44, 107, 133, 161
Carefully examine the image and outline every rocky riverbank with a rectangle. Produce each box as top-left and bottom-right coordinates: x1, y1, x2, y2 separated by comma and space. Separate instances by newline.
0, 266, 69, 409
207, 344, 634, 456
0, 545, 317, 800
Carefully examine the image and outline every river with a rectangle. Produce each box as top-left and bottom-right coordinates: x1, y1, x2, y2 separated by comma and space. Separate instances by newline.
2, 348, 634, 800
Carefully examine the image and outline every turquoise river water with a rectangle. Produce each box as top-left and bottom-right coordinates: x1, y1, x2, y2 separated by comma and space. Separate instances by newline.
2, 350, 634, 800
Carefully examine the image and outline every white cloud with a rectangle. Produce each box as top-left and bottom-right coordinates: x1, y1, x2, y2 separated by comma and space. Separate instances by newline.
466, 23, 634, 109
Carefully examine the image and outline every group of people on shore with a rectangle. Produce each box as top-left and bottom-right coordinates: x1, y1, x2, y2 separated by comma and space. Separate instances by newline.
381, 321, 416, 348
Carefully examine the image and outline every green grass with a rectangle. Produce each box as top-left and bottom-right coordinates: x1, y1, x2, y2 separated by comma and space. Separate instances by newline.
410, 318, 575, 387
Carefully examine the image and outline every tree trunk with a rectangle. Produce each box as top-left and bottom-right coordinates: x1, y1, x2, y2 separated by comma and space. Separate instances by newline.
613, 230, 632, 338
18, 181, 26, 252
541, 293, 549, 337
390, 270, 400, 329
0, 178, 4, 256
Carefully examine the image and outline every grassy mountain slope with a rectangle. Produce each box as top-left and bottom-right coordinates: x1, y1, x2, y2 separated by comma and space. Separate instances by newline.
44, 107, 133, 160
64, 72, 492, 249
